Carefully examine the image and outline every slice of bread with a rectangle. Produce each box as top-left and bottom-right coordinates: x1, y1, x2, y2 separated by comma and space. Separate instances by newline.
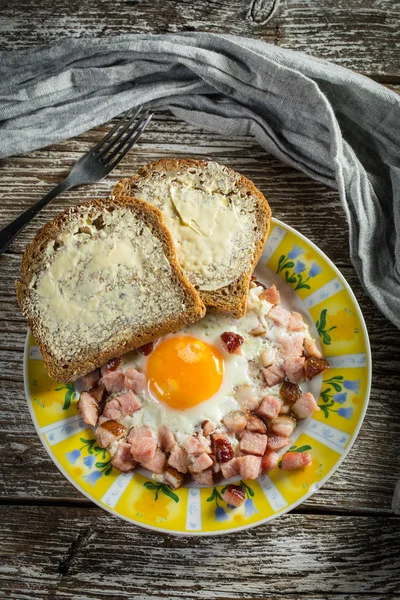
112, 159, 271, 318
16, 196, 205, 383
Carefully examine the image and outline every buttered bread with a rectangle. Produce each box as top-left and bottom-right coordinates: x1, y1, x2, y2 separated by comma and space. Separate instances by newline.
16, 196, 205, 382
112, 159, 271, 318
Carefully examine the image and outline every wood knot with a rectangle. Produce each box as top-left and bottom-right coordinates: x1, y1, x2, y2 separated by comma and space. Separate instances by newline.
247, 0, 280, 25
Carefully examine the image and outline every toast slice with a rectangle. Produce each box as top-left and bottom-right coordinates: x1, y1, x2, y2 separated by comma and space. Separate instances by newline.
16, 196, 205, 383
112, 159, 271, 318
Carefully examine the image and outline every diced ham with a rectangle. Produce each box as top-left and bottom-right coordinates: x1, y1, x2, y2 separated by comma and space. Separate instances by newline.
263, 364, 286, 387
102, 398, 123, 421
202, 420, 216, 437
117, 391, 142, 414
260, 284, 280, 305
260, 347, 277, 368
279, 380, 302, 404
128, 426, 157, 463
303, 338, 322, 359
155, 466, 184, 489
96, 420, 127, 448
246, 415, 267, 434
235, 386, 259, 411
124, 368, 146, 393
141, 447, 167, 474
90, 383, 106, 404
222, 484, 245, 507
267, 435, 291, 451
239, 431, 268, 456
268, 305, 291, 327
158, 424, 176, 452
270, 416, 297, 437
111, 442, 136, 472
284, 357, 305, 384
127, 425, 153, 443
212, 433, 234, 463
78, 391, 99, 426
261, 450, 279, 472
279, 332, 305, 359
168, 445, 188, 474
220, 332, 244, 355
189, 452, 213, 474
77, 369, 100, 391
220, 457, 240, 480
237, 455, 262, 480
289, 311, 305, 332
292, 392, 320, 419
101, 368, 125, 393
257, 395, 281, 421
304, 356, 330, 380
281, 451, 312, 471
193, 468, 214, 486
186, 434, 211, 455
222, 411, 247, 434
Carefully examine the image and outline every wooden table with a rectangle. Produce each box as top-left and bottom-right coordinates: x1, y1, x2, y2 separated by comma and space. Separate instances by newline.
1, 1, 400, 598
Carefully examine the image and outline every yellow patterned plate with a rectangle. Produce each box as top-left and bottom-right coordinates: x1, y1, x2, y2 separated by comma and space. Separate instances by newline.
24, 218, 371, 535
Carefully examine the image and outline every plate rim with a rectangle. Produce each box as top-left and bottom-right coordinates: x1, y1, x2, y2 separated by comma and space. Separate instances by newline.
23, 216, 372, 536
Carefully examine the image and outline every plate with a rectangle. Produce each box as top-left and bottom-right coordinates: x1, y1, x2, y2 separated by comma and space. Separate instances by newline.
24, 218, 371, 535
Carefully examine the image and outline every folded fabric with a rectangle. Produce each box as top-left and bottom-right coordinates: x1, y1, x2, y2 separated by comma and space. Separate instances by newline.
0, 32, 399, 334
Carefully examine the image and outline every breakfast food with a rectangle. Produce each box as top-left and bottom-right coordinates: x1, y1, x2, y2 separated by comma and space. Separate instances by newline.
78, 280, 328, 497
112, 159, 271, 318
16, 197, 205, 383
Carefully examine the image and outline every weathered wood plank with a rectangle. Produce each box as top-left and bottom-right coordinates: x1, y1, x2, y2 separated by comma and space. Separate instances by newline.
0, 506, 399, 598
0, 0, 399, 78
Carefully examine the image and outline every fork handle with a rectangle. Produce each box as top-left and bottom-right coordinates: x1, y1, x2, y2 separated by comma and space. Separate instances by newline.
0, 178, 73, 255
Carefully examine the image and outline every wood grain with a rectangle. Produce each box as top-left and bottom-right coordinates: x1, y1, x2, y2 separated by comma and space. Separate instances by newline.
0, 0, 399, 79
0, 506, 399, 599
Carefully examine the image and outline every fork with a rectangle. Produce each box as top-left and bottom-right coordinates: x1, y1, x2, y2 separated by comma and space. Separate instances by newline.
0, 106, 153, 255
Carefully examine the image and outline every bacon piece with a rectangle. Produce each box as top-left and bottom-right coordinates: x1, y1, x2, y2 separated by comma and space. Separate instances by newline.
128, 426, 157, 463
279, 332, 305, 359
117, 390, 142, 414
186, 434, 211, 455
89, 383, 106, 404
141, 447, 167, 474
212, 433, 235, 463
124, 368, 146, 393
96, 420, 127, 448
292, 392, 320, 419
304, 356, 330, 380
257, 395, 281, 421
102, 399, 123, 421
220, 332, 244, 355
77, 369, 100, 391
279, 380, 302, 404
270, 416, 296, 437
235, 386, 259, 411
111, 442, 136, 472
138, 341, 156, 356
279, 404, 291, 415
239, 431, 268, 456
303, 338, 322, 359
189, 452, 213, 474
158, 424, 176, 452
106, 357, 122, 371
222, 411, 247, 434
261, 450, 279, 472
202, 420, 216, 437
101, 368, 125, 393
222, 484, 245, 507
263, 364, 286, 387
289, 311, 304, 332
260, 284, 280, 305
284, 357, 305, 384
168, 445, 188, 474
281, 451, 312, 471
193, 468, 214, 486
155, 466, 184, 489
260, 347, 277, 368
246, 414, 267, 434
220, 457, 240, 480
237, 455, 262, 480
267, 435, 291, 451
268, 305, 291, 327
78, 392, 99, 426
127, 425, 153, 442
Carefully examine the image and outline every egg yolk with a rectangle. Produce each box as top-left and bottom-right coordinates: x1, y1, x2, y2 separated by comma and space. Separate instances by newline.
146, 335, 224, 409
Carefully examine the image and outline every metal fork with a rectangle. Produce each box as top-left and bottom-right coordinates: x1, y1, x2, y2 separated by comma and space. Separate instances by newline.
0, 106, 153, 254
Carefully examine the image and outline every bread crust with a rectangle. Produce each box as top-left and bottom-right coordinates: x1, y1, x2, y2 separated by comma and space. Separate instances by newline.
16, 196, 205, 383
112, 159, 271, 318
